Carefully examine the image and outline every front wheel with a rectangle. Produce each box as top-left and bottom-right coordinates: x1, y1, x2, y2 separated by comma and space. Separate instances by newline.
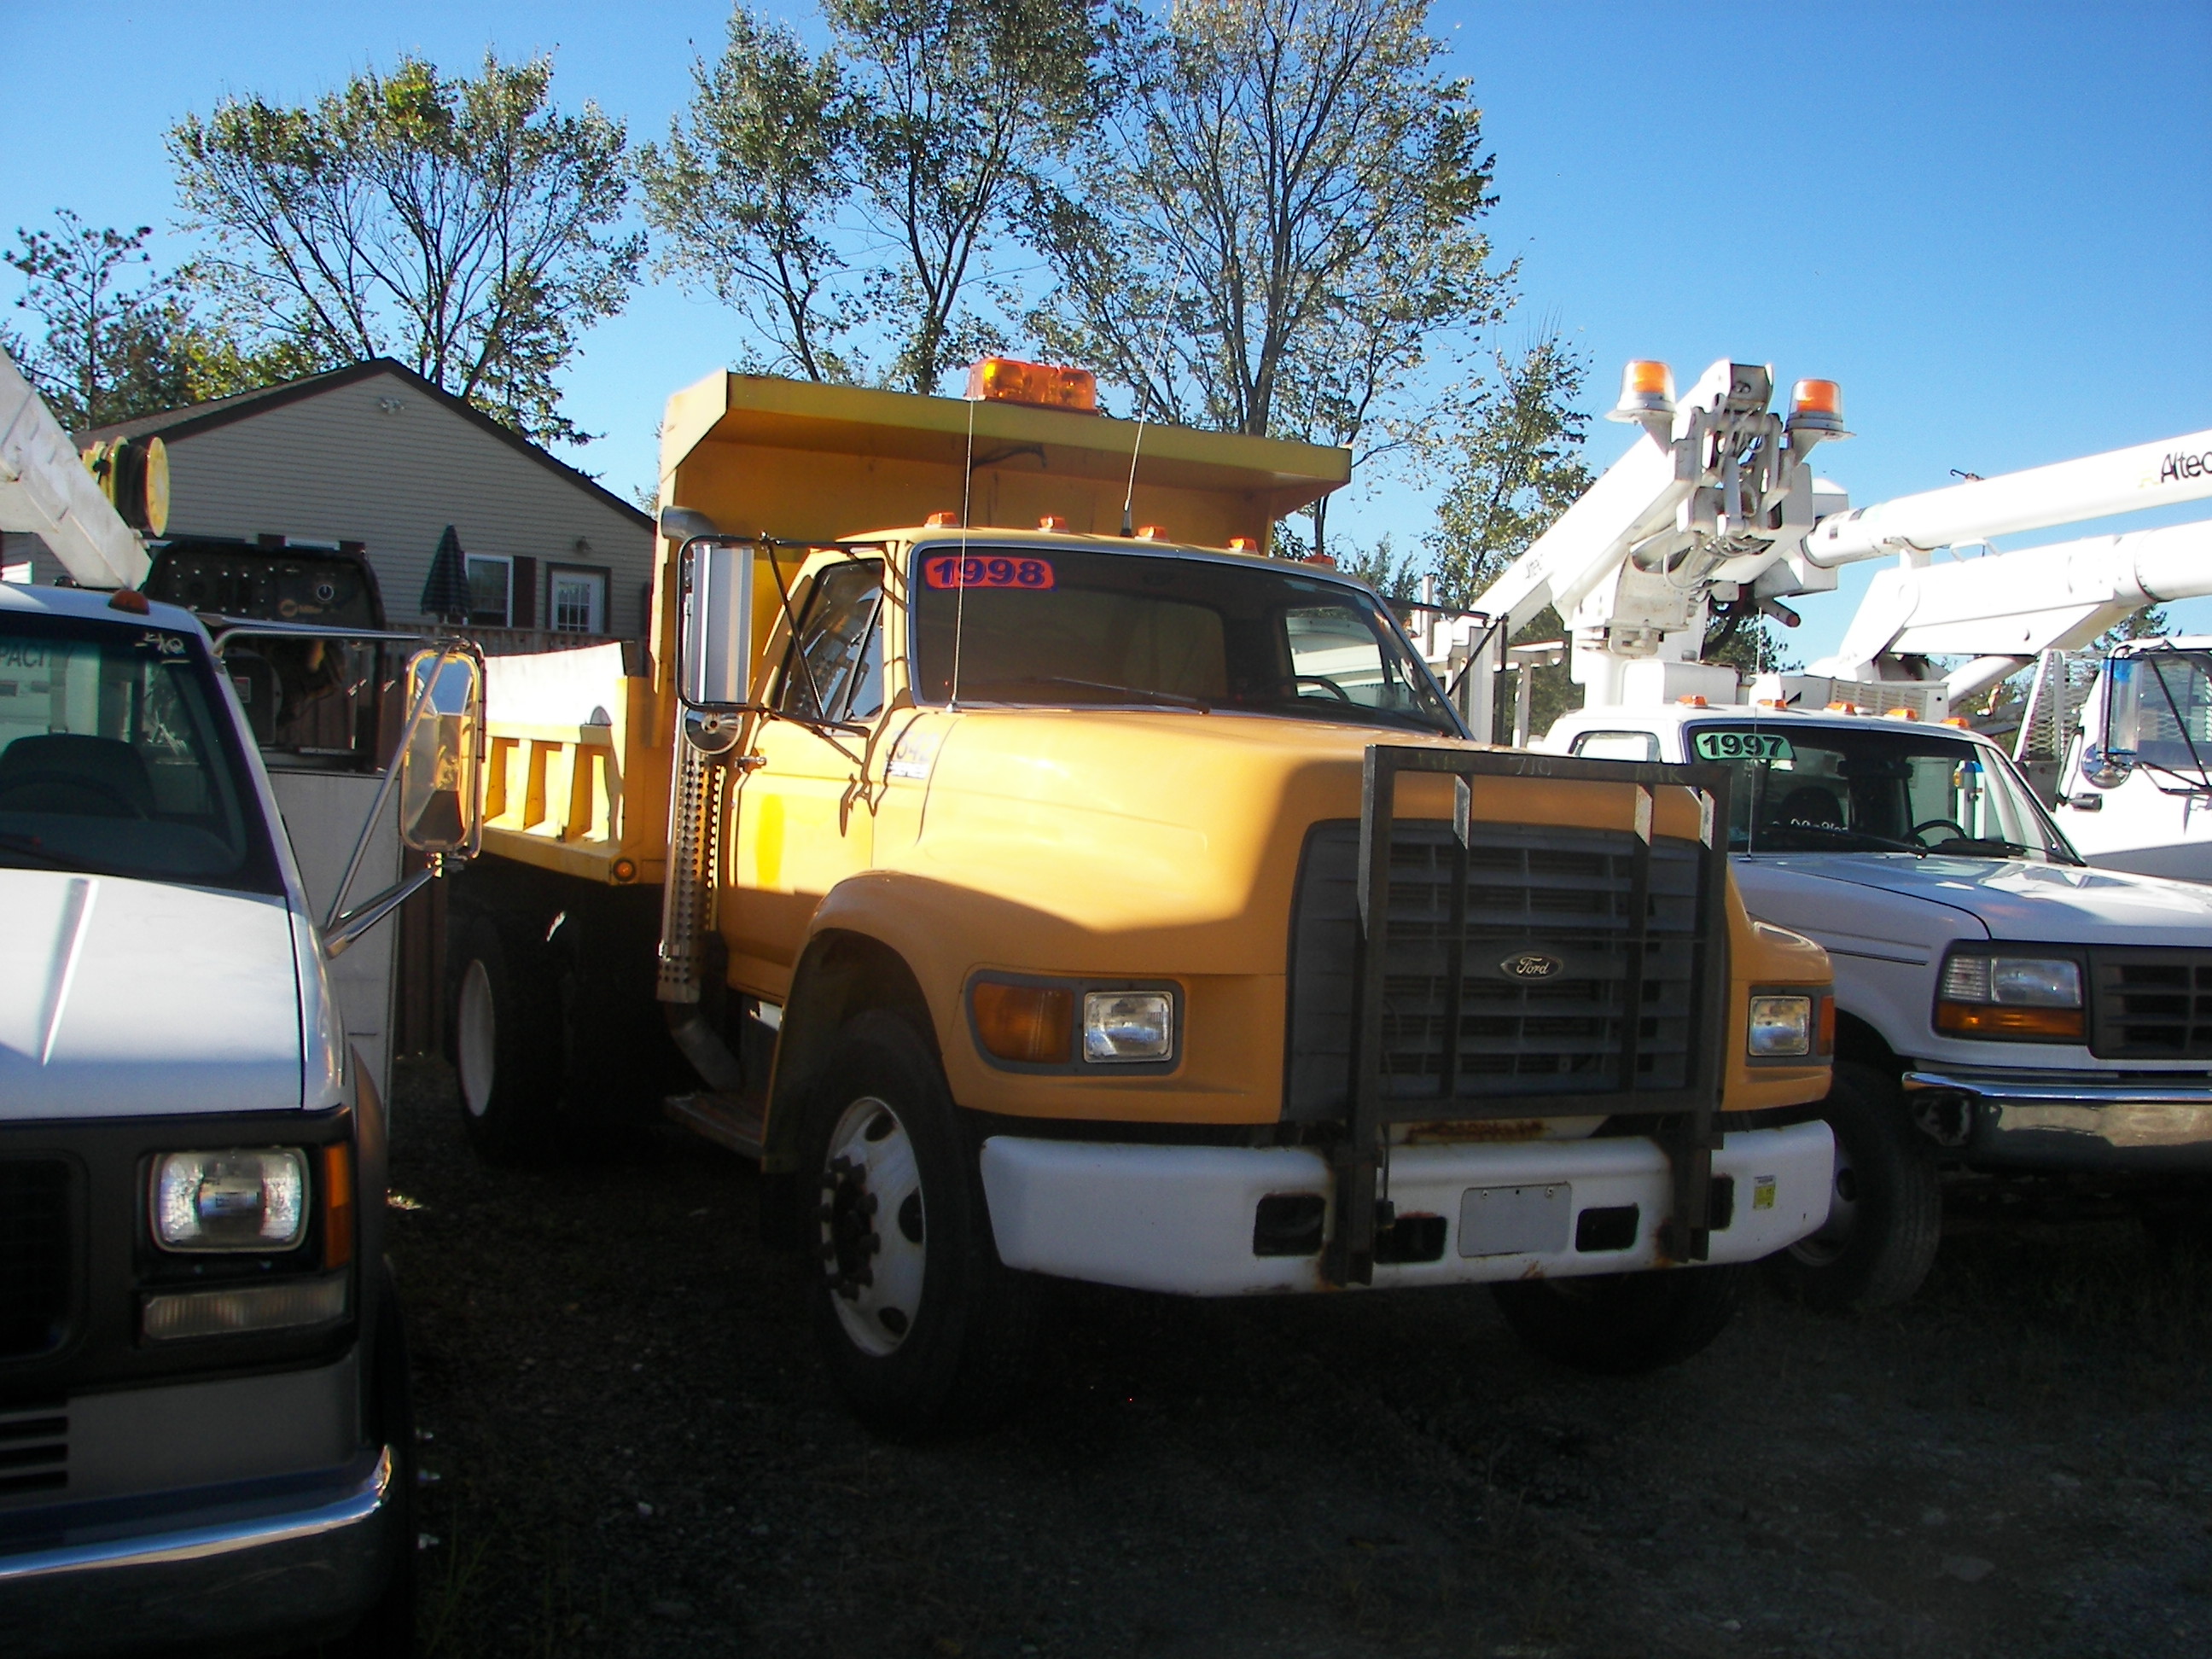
1493, 1264, 1743, 1375
800, 1010, 1039, 1436
1763, 1062, 1943, 1312
446, 913, 561, 1164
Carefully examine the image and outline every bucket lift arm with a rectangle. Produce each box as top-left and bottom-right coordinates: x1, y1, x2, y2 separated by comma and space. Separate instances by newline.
1447, 358, 1849, 735
0, 343, 148, 590
1807, 428, 2212, 702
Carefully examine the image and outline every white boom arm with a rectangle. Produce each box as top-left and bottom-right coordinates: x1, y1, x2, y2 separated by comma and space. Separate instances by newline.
1805, 428, 2212, 566
1447, 358, 1848, 731
0, 343, 148, 589
1808, 429, 2212, 701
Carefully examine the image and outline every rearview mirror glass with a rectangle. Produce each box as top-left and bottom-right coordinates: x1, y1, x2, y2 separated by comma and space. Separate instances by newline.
678, 539, 754, 710
398, 647, 484, 857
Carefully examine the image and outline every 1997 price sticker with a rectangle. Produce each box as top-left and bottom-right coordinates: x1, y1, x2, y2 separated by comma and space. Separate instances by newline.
923, 555, 1055, 591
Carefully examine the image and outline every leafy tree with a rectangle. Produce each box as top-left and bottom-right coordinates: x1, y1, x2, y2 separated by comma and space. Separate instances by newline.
1033, 0, 1506, 556
637, 9, 858, 382
169, 53, 643, 446
1422, 330, 1592, 735
838, 0, 1109, 393
1426, 331, 1591, 607
644, 1, 1106, 393
3, 212, 199, 430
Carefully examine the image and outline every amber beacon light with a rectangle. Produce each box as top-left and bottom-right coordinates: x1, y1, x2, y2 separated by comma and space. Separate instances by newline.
964, 358, 1098, 413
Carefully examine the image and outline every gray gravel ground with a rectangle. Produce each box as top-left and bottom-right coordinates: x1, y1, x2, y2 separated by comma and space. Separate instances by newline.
386, 1059, 2212, 1658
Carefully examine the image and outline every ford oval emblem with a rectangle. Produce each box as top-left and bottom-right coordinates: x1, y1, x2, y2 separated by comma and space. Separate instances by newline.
1501, 952, 1563, 981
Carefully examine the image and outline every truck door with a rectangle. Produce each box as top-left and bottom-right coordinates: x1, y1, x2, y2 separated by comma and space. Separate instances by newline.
728, 558, 886, 984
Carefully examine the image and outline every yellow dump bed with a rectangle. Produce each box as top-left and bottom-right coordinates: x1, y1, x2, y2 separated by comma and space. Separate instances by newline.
475, 371, 1352, 886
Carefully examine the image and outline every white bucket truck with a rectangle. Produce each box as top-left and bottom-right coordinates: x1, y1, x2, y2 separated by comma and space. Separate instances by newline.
0, 345, 481, 1655
1441, 360, 2212, 1304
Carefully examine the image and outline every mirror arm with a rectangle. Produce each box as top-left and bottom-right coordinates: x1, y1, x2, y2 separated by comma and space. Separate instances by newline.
323, 865, 437, 959
322, 645, 458, 934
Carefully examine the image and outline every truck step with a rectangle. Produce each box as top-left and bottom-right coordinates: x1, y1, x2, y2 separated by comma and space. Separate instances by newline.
664, 1091, 767, 1158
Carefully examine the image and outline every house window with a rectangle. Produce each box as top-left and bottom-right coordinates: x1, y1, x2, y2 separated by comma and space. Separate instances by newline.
466, 556, 513, 627
548, 565, 608, 635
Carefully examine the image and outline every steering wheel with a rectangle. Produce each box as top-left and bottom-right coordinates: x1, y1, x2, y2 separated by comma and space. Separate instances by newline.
0, 771, 150, 819
1287, 674, 1353, 702
1911, 818, 1970, 847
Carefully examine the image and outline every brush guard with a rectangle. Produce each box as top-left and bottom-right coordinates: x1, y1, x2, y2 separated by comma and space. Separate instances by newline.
1323, 745, 1734, 1287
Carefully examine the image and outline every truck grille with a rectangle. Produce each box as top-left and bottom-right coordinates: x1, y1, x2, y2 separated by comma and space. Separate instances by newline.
0, 1400, 67, 1497
0, 1159, 74, 1362
2089, 947, 2212, 1059
1286, 820, 1711, 1120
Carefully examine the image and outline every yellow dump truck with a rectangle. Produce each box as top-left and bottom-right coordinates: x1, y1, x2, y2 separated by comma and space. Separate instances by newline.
448, 363, 1838, 1430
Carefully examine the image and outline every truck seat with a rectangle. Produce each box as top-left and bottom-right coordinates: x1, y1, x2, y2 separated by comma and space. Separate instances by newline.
0, 733, 160, 818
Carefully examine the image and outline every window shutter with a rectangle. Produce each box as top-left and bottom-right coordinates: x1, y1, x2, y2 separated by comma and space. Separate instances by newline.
512, 556, 538, 627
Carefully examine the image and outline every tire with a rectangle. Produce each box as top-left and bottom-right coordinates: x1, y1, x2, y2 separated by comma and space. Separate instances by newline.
1493, 1264, 1743, 1376
333, 1260, 416, 1656
1763, 1062, 1943, 1312
446, 912, 562, 1163
798, 1010, 1039, 1436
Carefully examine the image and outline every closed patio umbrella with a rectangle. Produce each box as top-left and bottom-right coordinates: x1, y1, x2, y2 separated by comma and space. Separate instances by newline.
419, 524, 472, 622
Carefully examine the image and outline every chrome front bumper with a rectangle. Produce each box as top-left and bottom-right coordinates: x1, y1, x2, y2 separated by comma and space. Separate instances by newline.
0, 1443, 399, 1656
1904, 1069, 2212, 1173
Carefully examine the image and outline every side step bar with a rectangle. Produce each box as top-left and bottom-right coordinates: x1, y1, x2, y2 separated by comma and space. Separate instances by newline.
664, 1091, 767, 1158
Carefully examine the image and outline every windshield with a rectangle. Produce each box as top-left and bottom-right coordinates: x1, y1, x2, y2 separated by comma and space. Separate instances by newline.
0, 611, 279, 889
909, 545, 1460, 736
2105, 649, 2212, 778
1688, 721, 2079, 862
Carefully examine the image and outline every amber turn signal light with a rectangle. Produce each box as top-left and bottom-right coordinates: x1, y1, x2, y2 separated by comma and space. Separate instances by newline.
972, 981, 1074, 1063
1936, 1003, 2084, 1040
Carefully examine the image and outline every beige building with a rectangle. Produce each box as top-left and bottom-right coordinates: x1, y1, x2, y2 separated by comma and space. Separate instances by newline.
5, 358, 654, 640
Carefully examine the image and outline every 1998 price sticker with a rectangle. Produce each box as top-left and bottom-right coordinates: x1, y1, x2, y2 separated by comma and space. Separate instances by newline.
923, 555, 1056, 591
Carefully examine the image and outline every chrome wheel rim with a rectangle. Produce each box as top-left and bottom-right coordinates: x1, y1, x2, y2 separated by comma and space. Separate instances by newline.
818, 1096, 926, 1357
1788, 1133, 1860, 1267
457, 959, 496, 1119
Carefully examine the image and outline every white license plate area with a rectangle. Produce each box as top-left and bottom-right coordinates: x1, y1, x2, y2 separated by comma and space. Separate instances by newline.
1457, 1183, 1573, 1258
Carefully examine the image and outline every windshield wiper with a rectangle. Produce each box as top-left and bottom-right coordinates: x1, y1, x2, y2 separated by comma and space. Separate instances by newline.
972, 676, 1211, 711
1767, 822, 1929, 857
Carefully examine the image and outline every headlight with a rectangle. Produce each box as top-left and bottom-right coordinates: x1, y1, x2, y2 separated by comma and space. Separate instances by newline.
1936, 950, 2084, 1040
151, 1149, 308, 1252
1083, 991, 1175, 1062
1748, 994, 1813, 1057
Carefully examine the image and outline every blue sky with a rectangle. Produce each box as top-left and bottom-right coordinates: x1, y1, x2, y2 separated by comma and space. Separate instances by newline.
3, 1, 2206, 661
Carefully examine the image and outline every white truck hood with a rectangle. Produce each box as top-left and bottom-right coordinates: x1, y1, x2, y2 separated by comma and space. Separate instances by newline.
0, 868, 304, 1120
1740, 853, 2212, 946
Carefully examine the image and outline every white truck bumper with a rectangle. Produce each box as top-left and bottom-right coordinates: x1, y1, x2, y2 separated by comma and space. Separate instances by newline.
980, 1121, 1835, 1295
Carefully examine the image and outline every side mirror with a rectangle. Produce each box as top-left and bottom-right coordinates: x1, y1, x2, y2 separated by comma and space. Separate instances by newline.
397, 646, 485, 857
677, 538, 754, 713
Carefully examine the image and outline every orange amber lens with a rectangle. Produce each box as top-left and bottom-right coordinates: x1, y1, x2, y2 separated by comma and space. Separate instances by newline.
1792, 378, 1842, 416
1936, 1003, 2083, 1040
972, 981, 1074, 1063
322, 1143, 355, 1268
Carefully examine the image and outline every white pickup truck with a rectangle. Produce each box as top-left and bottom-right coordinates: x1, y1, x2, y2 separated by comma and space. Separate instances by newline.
1540, 701, 2212, 1306
0, 579, 480, 1656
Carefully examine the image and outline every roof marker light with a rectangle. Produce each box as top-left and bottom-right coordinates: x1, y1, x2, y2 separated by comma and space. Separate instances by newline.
1037, 515, 1068, 531
1135, 525, 1166, 540
1825, 701, 1859, 714
1227, 536, 1258, 553
925, 510, 961, 529
963, 358, 1098, 413
1679, 695, 1708, 707
1885, 707, 1921, 721
1941, 716, 1972, 728
108, 589, 150, 614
